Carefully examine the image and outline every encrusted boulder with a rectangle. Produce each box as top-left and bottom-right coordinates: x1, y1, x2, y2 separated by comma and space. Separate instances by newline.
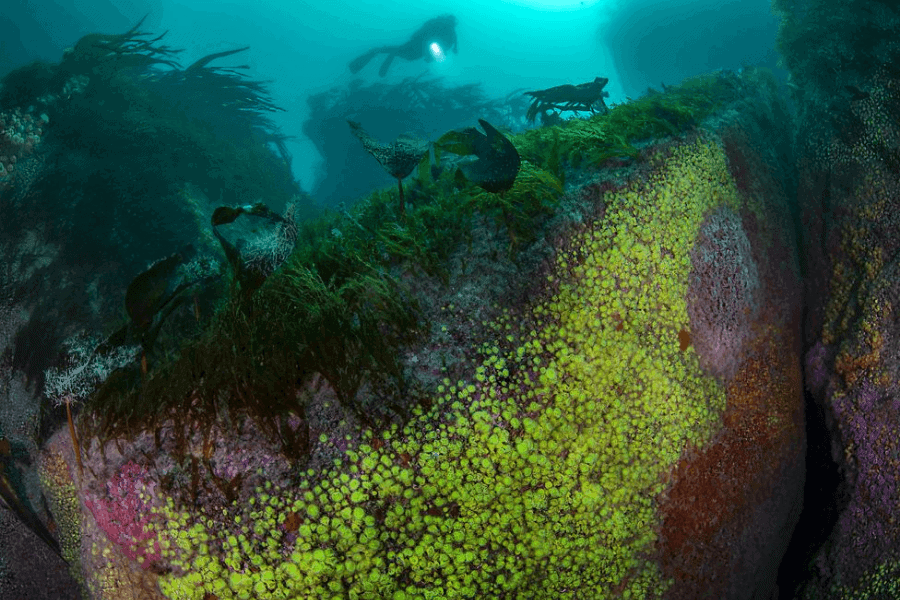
40, 70, 803, 600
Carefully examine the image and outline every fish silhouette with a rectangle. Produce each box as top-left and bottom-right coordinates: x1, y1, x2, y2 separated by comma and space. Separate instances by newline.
349, 15, 458, 77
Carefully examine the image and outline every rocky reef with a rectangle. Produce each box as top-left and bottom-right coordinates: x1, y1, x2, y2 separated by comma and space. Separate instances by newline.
8, 1, 900, 596
31, 63, 804, 599
780, 0, 900, 595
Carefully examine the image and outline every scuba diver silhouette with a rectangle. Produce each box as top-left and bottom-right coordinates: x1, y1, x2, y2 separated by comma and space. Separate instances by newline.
349, 15, 458, 77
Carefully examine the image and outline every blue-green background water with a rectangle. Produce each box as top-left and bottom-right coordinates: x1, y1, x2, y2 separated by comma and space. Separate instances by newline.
2, 0, 780, 199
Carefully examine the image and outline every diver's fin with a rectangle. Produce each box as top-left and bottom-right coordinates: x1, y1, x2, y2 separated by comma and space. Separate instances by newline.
379, 53, 396, 77
349, 48, 379, 74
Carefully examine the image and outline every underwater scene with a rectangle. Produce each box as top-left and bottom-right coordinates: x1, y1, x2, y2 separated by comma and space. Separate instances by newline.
0, 0, 898, 598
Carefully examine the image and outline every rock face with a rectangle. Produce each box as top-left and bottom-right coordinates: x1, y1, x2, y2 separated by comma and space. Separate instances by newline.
797, 98, 900, 595
650, 99, 804, 598
37, 70, 804, 600
778, 0, 900, 595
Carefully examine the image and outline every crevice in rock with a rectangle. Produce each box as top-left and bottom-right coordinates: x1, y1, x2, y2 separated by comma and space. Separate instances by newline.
775, 385, 848, 597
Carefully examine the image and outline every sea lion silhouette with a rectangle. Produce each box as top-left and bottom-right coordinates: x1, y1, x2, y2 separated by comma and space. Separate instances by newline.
349, 15, 458, 77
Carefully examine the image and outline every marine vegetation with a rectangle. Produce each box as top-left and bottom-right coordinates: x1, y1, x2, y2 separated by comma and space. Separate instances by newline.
75, 72, 757, 454
435, 118, 522, 194
80, 109, 565, 462
524, 76, 610, 123
464, 160, 562, 250
1, 13, 304, 253
123, 244, 209, 361
304, 76, 529, 204
347, 120, 429, 210
28, 31, 756, 598
77, 127, 789, 600
49, 56, 749, 466
43, 332, 139, 478
515, 69, 753, 172
58, 14, 180, 73
348, 15, 458, 77
0, 16, 316, 489
0, 14, 308, 355
210, 201, 292, 301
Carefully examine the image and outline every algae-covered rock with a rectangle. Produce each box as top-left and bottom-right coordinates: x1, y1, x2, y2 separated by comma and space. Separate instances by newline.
42, 69, 803, 600
785, 0, 900, 594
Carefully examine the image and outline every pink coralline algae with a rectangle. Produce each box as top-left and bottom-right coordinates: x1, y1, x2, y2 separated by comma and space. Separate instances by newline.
84, 461, 162, 569
0, 108, 45, 179
687, 206, 760, 381
824, 379, 900, 581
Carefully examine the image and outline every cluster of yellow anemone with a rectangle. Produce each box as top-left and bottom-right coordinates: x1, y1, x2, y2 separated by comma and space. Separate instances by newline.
105, 137, 745, 600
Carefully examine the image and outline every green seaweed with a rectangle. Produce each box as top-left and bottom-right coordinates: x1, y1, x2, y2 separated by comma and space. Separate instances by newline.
81, 67, 748, 469
515, 70, 743, 171
266, 258, 419, 421
466, 161, 562, 251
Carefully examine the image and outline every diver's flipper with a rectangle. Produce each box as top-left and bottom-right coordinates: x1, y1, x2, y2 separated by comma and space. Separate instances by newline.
379, 53, 396, 77
349, 49, 379, 74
